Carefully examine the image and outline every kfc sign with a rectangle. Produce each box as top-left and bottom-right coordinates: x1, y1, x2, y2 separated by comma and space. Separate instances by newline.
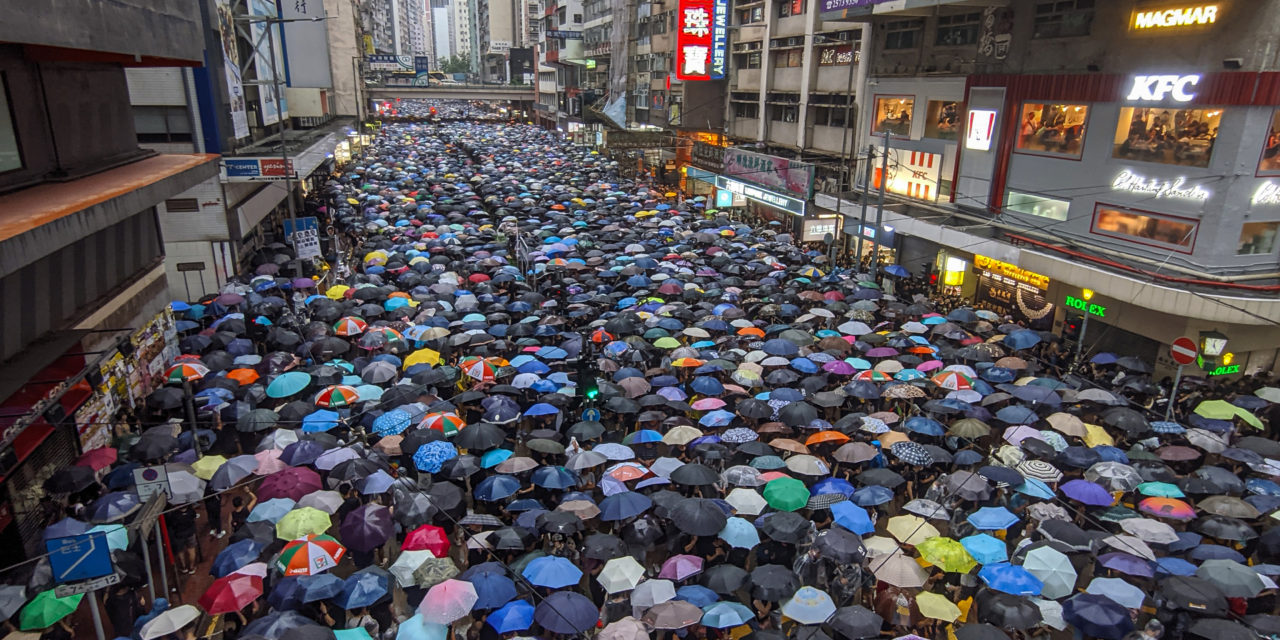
965, 109, 998, 151
677, 0, 727, 81
1126, 74, 1200, 103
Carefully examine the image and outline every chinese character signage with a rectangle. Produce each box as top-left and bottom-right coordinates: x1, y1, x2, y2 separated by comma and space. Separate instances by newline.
818, 0, 892, 19
723, 148, 815, 198
677, 0, 727, 81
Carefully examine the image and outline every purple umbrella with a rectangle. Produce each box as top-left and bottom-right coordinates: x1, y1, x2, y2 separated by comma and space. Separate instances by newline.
292, 278, 317, 289
340, 504, 394, 553
1061, 479, 1115, 507
1098, 552, 1155, 578
258, 467, 323, 501
216, 293, 245, 306
865, 347, 899, 358
822, 361, 855, 375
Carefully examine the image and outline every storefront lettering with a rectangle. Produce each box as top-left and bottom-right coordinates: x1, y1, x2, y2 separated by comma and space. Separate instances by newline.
973, 255, 1050, 290
714, 176, 806, 216
1126, 74, 1200, 102
1064, 295, 1106, 318
1207, 363, 1240, 376
1133, 4, 1218, 29
1111, 170, 1210, 201
1252, 181, 1280, 206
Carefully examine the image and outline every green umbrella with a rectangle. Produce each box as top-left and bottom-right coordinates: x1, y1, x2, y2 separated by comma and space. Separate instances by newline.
1194, 399, 1263, 429
275, 506, 332, 541
762, 477, 810, 512
653, 337, 681, 349
1137, 481, 1185, 498
20, 590, 83, 630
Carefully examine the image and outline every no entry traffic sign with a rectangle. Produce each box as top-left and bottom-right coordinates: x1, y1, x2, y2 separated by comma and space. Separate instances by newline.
1170, 336, 1198, 366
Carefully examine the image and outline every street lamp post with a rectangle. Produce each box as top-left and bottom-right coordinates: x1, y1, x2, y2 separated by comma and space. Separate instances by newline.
1073, 288, 1095, 369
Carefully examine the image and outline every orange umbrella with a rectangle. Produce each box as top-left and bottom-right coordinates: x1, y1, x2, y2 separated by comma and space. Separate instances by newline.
737, 327, 765, 337
227, 368, 260, 386
672, 358, 705, 368
805, 430, 850, 446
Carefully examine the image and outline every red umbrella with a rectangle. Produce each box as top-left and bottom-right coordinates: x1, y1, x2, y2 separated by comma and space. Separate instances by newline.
403, 524, 451, 557
257, 467, 323, 501
468, 273, 490, 283
74, 448, 117, 471
198, 573, 263, 614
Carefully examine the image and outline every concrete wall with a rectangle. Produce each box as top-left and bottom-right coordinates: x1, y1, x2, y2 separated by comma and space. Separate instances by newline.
0, 0, 202, 63
326, 0, 364, 117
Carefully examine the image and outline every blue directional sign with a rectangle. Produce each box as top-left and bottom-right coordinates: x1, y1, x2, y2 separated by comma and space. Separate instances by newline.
581, 408, 601, 422
283, 216, 320, 237
46, 532, 114, 583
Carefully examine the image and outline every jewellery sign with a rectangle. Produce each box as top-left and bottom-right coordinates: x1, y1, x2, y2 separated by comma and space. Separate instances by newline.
723, 148, 815, 198
973, 255, 1054, 330
676, 0, 728, 81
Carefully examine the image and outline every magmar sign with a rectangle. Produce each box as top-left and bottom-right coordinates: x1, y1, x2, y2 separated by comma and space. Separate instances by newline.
676, 0, 727, 81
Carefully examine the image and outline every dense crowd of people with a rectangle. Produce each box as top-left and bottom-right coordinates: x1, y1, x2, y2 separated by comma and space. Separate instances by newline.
10, 102, 1280, 640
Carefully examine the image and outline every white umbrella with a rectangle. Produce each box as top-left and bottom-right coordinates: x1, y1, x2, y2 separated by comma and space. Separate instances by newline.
903, 499, 949, 520
297, 490, 344, 514
1119, 518, 1179, 544
139, 604, 200, 640
599, 557, 646, 594
631, 579, 676, 608
1086, 577, 1145, 610
780, 586, 836, 624
1031, 598, 1067, 630
389, 549, 436, 587
725, 488, 768, 516
1102, 534, 1157, 561
167, 470, 206, 505
869, 551, 928, 588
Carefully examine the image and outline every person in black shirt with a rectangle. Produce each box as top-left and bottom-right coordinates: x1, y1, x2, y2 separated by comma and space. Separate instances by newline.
167, 506, 198, 574
105, 583, 145, 639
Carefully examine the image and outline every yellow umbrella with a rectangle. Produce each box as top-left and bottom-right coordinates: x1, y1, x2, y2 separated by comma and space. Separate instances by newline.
275, 506, 332, 541
191, 455, 228, 481
325, 285, 350, 300
1083, 423, 1114, 448
1194, 399, 1263, 429
887, 515, 940, 546
916, 536, 977, 573
915, 591, 961, 622
404, 348, 442, 369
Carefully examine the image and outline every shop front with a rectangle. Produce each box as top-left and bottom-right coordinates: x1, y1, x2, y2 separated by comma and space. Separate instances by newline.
972, 254, 1055, 330
686, 167, 717, 199
721, 148, 815, 234
714, 174, 807, 230
842, 220, 898, 268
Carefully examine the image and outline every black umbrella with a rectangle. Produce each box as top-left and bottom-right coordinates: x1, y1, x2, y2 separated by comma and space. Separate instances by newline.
778, 402, 819, 427
855, 468, 906, 489
453, 423, 507, 450
829, 605, 882, 639
749, 564, 800, 601
621, 514, 665, 546
812, 527, 865, 564
582, 533, 627, 560
954, 622, 1013, 640
489, 526, 537, 550
760, 511, 810, 543
701, 564, 749, 595
44, 466, 97, 494
1194, 514, 1258, 541
1156, 575, 1227, 615
974, 590, 1042, 630
670, 498, 728, 535
130, 433, 176, 461
669, 463, 719, 486
147, 387, 185, 411
1188, 618, 1252, 640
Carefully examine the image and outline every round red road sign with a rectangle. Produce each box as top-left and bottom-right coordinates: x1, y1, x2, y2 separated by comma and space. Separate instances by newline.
1170, 336, 1198, 366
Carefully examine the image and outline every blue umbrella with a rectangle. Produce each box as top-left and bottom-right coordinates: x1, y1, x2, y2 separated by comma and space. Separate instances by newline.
373, 410, 412, 436
762, 339, 799, 356
336, 567, 391, 609
600, 492, 653, 521
904, 417, 945, 436
358, 469, 396, 495
279, 440, 325, 467
967, 506, 1020, 530
882, 264, 910, 277
994, 405, 1040, 424
830, 501, 874, 535
487, 600, 535, 633
717, 517, 760, 549
522, 555, 583, 588
675, 584, 719, 608
1002, 329, 1041, 351
469, 572, 517, 610
811, 478, 856, 497
414, 441, 458, 473
701, 601, 753, 628
43, 517, 88, 541
298, 573, 345, 603
1015, 478, 1056, 500
623, 429, 662, 444
979, 563, 1043, 596
87, 524, 129, 552
525, 403, 560, 417
1062, 593, 1133, 640
474, 475, 522, 501
533, 592, 598, 634
531, 466, 578, 489
267, 577, 307, 610
302, 409, 341, 432
211, 539, 264, 577
247, 498, 296, 524
480, 449, 512, 468
267, 371, 312, 398
699, 410, 736, 427
1154, 557, 1197, 576
89, 491, 140, 523
960, 534, 1008, 564
690, 377, 724, 396
851, 486, 893, 507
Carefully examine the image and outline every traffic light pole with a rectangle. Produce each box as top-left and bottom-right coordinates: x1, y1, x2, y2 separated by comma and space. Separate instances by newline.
1073, 311, 1090, 370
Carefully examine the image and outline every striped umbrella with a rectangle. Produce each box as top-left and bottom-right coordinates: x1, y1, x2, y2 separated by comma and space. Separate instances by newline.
164, 362, 209, 383
931, 371, 974, 390
852, 370, 891, 382
314, 385, 361, 407
460, 357, 498, 382
421, 412, 466, 436
333, 316, 368, 336
276, 534, 346, 576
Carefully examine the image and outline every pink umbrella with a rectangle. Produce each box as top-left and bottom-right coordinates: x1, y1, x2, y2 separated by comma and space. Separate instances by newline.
916, 360, 945, 372
254, 449, 287, 476
822, 361, 855, 375
691, 398, 726, 411
257, 467, 322, 501
658, 554, 704, 581
420, 579, 479, 624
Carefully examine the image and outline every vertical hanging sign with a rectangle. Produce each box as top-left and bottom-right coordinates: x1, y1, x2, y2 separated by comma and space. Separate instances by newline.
710, 0, 728, 79
677, 0, 714, 81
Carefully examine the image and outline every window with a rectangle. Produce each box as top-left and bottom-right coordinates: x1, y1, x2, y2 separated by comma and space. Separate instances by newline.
735, 52, 762, 69
134, 105, 194, 145
772, 49, 802, 68
0, 76, 22, 173
884, 19, 922, 50
165, 198, 200, 213
923, 100, 960, 140
737, 6, 763, 23
817, 45, 854, 65
1092, 204, 1198, 252
733, 102, 760, 118
1015, 102, 1089, 158
771, 104, 799, 122
1113, 107, 1221, 168
1238, 222, 1279, 255
935, 12, 981, 46
1259, 109, 1280, 175
811, 97, 850, 128
1005, 190, 1070, 221
776, 0, 804, 18
1033, 0, 1094, 39
871, 95, 914, 137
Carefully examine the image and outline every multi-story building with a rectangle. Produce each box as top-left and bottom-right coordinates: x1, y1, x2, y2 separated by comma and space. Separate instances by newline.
811, 0, 1280, 380
479, 0, 519, 81
454, 0, 476, 68
0, 0, 221, 564
363, 0, 432, 56
432, 0, 456, 62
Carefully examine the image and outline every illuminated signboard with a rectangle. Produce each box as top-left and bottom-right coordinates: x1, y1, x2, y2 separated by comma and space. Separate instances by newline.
1132, 4, 1219, 30
965, 109, 998, 151
1112, 169, 1210, 201
974, 255, 1050, 290
1207, 364, 1240, 376
714, 176, 807, 216
1126, 74, 1201, 102
677, 0, 727, 81
1253, 181, 1280, 205
1064, 295, 1107, 318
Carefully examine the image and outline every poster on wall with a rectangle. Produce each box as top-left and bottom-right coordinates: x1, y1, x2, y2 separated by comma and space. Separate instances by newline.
722, 148, 815, 198
250, 0, 288, 126
215, 0, 251, 139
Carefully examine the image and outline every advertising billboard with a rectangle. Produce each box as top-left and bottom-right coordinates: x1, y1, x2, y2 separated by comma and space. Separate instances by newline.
723, 148, 815, 197
676, 0, 727, 81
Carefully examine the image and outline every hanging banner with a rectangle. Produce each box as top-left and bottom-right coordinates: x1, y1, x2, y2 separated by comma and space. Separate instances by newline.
215, 0, 250, 139
250, 0, 288, 126
723, 148, 815, 198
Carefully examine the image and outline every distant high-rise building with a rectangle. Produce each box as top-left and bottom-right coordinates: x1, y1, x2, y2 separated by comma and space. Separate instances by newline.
453, 0, 473, 68
431, 0, 454, 63
361, 0, 430, 56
